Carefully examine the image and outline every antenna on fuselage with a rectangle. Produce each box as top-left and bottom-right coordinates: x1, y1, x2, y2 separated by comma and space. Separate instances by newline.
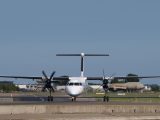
56, 53, 109, 77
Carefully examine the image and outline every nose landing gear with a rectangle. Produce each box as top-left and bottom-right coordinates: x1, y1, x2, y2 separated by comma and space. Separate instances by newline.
71, 97, 76, 102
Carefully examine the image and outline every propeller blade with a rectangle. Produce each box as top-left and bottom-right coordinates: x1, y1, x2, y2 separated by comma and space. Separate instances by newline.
42, 85, 46, 92
42, 70, 48, 80
50, 71, 56, 80
51, 86, 55, 92
102, 69, 106, 80
103, 69, 105, 77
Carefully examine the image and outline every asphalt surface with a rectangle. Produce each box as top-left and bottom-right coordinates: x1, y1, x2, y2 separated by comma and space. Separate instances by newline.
1, 113, 160, 120
0, 96, 160, 105
0, 92, 160, 105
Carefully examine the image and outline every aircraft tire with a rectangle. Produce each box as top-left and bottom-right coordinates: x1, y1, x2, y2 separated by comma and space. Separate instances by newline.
103, 96, 106, 102
48, 96, 53, 101
51, 96, 53, 101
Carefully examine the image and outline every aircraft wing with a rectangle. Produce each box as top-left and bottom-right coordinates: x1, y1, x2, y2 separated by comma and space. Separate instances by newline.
0, 76, 69, 81
87, 77, 104, 80
86, 76, 160, 80
0, 75, 159, 81
113, 76, 160, 80
0, 76, 42, 80
53, 77, 69, 80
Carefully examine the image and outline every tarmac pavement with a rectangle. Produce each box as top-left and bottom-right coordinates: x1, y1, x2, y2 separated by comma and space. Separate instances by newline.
0, 113, 160, 120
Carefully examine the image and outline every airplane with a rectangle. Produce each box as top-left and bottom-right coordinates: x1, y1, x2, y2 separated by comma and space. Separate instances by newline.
0, 53, 160, 102
109, 79, 145, 92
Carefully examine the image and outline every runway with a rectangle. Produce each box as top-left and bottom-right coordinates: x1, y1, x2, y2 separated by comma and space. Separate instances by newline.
0, 96, 160, 106
0, 91, 160, 104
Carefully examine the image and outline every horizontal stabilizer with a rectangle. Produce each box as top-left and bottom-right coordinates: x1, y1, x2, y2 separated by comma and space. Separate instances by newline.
56, 53, 109, 56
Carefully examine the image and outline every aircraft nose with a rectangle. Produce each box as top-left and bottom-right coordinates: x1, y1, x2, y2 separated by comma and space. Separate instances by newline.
70, 90, 81, 96
66, 86, 83, 97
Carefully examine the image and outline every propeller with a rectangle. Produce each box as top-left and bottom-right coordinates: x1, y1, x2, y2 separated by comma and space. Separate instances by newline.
101, 69, 110, 91
41, 70, 56, 92
94, 70, 109, 92
102, 70, 116, 102
95, 70, 115, 92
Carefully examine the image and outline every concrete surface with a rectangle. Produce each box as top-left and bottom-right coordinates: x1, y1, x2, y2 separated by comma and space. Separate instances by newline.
0, 103, 160, 114
0, 92, 160, 120
0, 113, 160, 120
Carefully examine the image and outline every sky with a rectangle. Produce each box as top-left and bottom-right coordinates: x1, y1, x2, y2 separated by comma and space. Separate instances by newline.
0, 0, 160, 84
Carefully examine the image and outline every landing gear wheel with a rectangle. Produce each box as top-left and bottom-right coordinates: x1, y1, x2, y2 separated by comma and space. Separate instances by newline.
51, 96, 53, 101
103, 96, 109, 102
71, 97, 76, 102
106, 96, 109, 102
48, 96, 50, 101
103, 96, 106, 102
48, 96, 53, 101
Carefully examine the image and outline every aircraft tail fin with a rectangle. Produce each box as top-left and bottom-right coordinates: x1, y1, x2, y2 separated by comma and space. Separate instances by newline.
56, 53, 109, 77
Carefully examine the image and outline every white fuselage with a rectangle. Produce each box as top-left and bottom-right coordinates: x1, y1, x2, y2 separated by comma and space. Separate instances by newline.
65, 77, 87, 97
57, 53, 107, 98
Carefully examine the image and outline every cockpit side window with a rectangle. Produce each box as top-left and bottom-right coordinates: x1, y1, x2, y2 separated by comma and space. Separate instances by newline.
75, 83, 82, 86
74, 83, 79, 86
68, 82, 82, 86
78, 83, 82, 86
69, 83, 74, 86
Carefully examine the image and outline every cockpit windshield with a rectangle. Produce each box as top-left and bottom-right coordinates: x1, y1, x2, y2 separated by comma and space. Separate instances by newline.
69, 83, 74, 86
74, 83, 82, 86
68, 82, 82, 86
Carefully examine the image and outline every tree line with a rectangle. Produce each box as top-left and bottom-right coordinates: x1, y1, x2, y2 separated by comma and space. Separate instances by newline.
0, 83, 19, 92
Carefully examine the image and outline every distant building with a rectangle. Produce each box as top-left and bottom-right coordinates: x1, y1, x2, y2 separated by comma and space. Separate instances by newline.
17, 84, 26, 89
144, 85, 151, 91
16, 84, 37, 91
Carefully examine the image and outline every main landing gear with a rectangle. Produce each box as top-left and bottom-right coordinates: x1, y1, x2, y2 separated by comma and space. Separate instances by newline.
102, 79, 109, 102
48, 96, 53, 101
103, 90, 109, 102
103, 96, 109, 102
47, 88, 54, 102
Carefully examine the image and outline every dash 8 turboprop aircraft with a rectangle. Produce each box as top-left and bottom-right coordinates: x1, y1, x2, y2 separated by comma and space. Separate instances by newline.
0, 53, 160, 102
